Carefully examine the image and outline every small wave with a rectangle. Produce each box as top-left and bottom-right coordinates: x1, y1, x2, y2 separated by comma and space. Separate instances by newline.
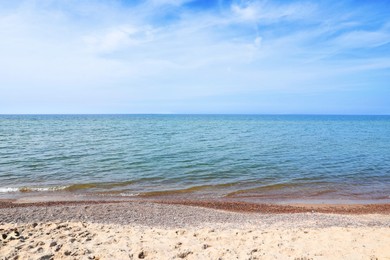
0, 187, 20, 193
93, 191, 140, 197
19, 186, 69, 192
0, 180, 137, 194
138, 183, 236, 197
118, 193, 139, 197
112, 193, 140, 197
0, 186, 69, 193
64, 180, 135, 191
226, 183, 299, 197
225, 182, 331, 197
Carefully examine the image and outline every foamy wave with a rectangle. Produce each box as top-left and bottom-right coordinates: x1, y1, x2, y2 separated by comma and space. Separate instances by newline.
0, 186, 69, 193
0, 187, 20, 193
97, 192, 140, 197
20, 186, 69, 192
118, 193, 139, 197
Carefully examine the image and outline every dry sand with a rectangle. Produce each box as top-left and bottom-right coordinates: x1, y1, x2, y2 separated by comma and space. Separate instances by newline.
1, 201, 390, 259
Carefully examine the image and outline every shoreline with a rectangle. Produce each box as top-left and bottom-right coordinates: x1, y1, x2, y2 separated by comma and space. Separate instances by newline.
1, 185, 389, 205
1, 198, 390, 214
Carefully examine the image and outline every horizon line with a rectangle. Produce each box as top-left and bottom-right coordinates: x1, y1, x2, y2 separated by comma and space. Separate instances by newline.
1, 113, 389, 116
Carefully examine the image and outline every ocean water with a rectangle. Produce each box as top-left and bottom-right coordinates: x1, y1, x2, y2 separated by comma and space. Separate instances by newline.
0, 114, 389, 203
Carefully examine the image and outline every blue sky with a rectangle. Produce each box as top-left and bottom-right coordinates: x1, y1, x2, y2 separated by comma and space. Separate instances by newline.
1, 0, 389, 114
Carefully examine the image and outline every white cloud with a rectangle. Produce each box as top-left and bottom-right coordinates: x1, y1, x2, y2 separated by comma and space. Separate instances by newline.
0, 0, 389, 114
83, 25, 155, 53
231, 3, 257, 21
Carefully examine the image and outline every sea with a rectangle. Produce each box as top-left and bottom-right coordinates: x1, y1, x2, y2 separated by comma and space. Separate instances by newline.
1, 114, 389, 203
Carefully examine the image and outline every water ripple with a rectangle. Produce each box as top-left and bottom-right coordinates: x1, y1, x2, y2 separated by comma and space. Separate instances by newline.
1, 114, 390, 202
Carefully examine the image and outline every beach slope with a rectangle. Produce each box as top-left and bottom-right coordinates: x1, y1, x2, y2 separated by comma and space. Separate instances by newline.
1, 201, 389, 259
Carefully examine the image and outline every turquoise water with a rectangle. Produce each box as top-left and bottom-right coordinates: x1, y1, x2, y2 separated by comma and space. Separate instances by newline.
0, 115, 389, 202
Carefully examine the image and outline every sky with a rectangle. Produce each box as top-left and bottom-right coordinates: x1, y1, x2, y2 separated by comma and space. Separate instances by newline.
0, 0, 389, 114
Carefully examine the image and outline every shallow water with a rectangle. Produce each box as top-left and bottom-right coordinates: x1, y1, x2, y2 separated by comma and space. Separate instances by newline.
1, 114, 389, 202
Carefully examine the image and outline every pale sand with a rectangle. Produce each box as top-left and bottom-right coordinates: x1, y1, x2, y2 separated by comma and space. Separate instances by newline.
1, 201, 390, 259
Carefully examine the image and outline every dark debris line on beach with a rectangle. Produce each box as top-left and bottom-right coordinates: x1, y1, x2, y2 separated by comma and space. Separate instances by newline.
156, 200, 390, 214
1, 200, 390, 214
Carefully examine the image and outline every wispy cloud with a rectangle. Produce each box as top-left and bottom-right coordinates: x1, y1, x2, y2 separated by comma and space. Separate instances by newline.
0, 0, 389, 114
332, 29, 390, 49
231, 1, 316, 23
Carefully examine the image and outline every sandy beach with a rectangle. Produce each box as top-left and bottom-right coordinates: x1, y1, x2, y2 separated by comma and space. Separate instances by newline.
1, 200, 390, 259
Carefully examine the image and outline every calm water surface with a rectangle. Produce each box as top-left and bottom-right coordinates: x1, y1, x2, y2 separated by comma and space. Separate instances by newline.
0, 115, 389, 203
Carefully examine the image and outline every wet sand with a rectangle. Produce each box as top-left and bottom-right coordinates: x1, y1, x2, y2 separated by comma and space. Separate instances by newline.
2, 199, 390, 214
